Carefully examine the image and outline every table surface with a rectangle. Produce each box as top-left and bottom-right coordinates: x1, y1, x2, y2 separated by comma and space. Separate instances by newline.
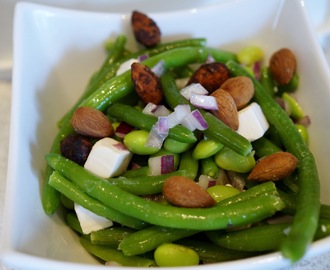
1, 1, 330, 269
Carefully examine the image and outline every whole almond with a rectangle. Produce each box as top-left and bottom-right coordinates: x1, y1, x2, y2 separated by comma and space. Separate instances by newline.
71, 107, 114, 138
210, 88, 239, 130
269, 48, 296, 85
131, 10, 161, 47
187, 62, 230, 93
163, 176, 216, 208
248, 152, 299, 182
131, 62, 163, 105
220, 76, 254, 110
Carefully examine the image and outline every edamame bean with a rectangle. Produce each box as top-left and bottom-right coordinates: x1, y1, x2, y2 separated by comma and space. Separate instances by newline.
163, 137, 194, 154
282, 93, 304, 119
192, 138, 223, 159
207, 185, 241, 202
214, 147, 255, 173
237, 45, 264, 66
201, 157, 219, 179
154, 243, 199, 267
123, 130, 160, 155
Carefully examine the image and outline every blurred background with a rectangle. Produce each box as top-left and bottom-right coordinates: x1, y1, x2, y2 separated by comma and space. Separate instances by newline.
1, 1, 330, 269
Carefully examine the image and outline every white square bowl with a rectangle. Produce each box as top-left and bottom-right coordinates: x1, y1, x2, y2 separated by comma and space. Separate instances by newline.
2, 1, 330, 269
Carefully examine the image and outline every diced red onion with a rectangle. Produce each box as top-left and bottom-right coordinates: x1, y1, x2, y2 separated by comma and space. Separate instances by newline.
294, 115, 311, 127
151, 60, 165, 77
181, 109, 208, 131
138, 54, 149, 62
148, 155, 175, 176
143, 102, 171, 117
180, 83, 208, 100
116, 58, 138, 76
266, 214, 293, 225
198, 175, 217, 190
225, 171, 246, 191
115, 122, 134, 139
253, 61, 262, 80
206, 53, 216, 63
145, 117, 169, 149
167, 104, 191, 128
190, 94, 218, 110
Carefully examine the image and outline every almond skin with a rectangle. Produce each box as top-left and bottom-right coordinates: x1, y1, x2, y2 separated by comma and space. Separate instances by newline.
187, 62, 230, 93
248, 152, 299, 182
71, 107, 114, 138
131, 10, 161, 47
220, 76, 254, 110
131, 62, 163, 104
210, 88, 239, 130
163, 176, 216, 208
269, 48, 296, 85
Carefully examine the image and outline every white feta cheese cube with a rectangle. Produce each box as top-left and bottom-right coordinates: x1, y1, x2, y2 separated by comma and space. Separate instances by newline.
236, 102, 269, 142
116, 58, 138, 76
74, 203, 113, 234
84, 137, 132, 178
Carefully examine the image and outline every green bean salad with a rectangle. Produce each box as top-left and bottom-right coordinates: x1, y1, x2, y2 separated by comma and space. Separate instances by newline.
43, 10, 330, 267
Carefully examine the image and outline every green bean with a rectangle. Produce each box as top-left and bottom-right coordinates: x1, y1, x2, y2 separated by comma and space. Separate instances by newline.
48, 170, 147, 230
252, 137, 282, 158
80, 237, 155, 267
207, 223, 289, 252
48, 154, 286, 232
47, 154, 285, 230
160, 71, 252, 156
108, 103, 197, 144
121, 166, 149, 178
65, 212, 84, 235
90, 227, 136, 247
45, 45, 219, 214
178, 149, 199, 180
226, 60, 320, 262
175, 239, 261, 263
118, 226, 198, 256
259, 66, 276, 97
123, 129, 161, 155
110, 170, 189, 195
320, 204, 330, 220
60, 194, 74, 209
201, 157, 219, 179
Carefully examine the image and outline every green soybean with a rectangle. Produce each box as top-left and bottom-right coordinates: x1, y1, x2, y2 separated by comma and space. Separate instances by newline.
154, 243, 199, 267
193, 138, 224, 159
163, 137, 194, 154
207, 185, 240, 202
214, 146, 255, 173
178, 149, 199, 180
123, 130, 160, 155
237, 45, 264, 66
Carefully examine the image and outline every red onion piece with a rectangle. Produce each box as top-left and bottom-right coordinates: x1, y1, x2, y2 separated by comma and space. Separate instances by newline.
294, 115, 311, 127
151, 60, 165, 77
167, 104, 191, 128
197, 175, 217, 190
148, 155, 175, 176
115, 122, 134, 139
206, 53, 216, 63
145, 117, 169, 149
138, 54, 149, 62
181, 109, 208, 131
143, 102, 171, 116
180, 83, 208, 100
190, 94, 218, 110
253, 61, 262, 80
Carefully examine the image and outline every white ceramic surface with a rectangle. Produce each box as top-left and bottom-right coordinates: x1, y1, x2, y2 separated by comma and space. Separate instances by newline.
1, 1, 330, 269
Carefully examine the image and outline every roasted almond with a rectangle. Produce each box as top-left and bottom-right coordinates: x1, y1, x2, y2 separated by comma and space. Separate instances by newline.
210, 88, 239, 130
269, 48, 296, 85
163, 176, 216, 208
248, 152, 299, 182
220, 76, 254, 110
131, 62, 163, 104
131, 10, 161, 47
71, 107, 114, 138
187, 62, 230, 93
